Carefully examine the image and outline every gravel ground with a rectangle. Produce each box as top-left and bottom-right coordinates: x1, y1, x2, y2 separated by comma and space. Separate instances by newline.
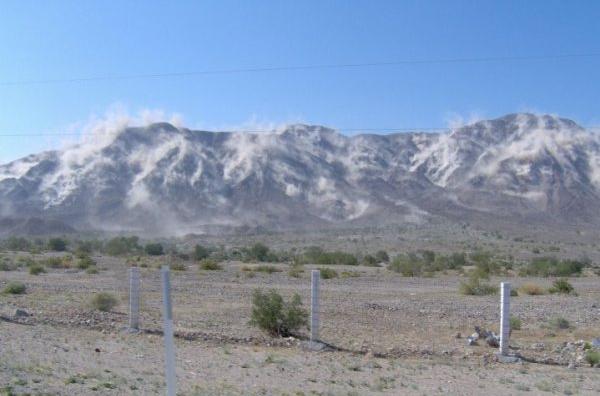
1, 252, 600, 394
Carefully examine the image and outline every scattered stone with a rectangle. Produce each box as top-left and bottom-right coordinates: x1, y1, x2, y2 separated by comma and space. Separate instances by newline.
13, 308, 30, 318
467, 332, 479, 346
568, 361, 577, 370
472, 326, 500, 348
495, 353, 522, 364
485, 334, 500, 348
455, 333, 461, 339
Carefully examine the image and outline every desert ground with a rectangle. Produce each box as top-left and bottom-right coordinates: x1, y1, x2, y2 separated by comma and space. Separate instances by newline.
1, 234, 600, 395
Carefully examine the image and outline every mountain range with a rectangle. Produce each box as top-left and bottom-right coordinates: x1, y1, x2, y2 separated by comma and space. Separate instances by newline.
1, 113, 599, 236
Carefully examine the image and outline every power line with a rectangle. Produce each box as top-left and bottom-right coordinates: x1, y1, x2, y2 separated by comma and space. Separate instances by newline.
2, 52, 600, 86
1, 125, 599, 137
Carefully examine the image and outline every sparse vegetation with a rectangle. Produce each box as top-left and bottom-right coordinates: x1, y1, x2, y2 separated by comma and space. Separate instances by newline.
199, 259, 222, 270
144, 243, 164, 256
29, 263, 46, 275
510, 316, 522, 330
585, 350, 600, 367
3, 281, 26, 294
362, 254, 379, 267
193, 244, 210, 260
3, 236, 32, 251
459, 275, 498, 295
249, 289, 308, 337
520, 257, 585, 277
76, 255, 96, 269
341, 270, 361, 278
318, 267, 338, 279
47, 237, 68, 252
255, 265, 282, 274
375, 250, 390, 263
104, 236, 141, 256
548, 316, 571, 330
302, 247, 358, 266
90, 292, 118, 312
548, 278, 575, 294
43, 256, 71, 269
388, 254, 423, 276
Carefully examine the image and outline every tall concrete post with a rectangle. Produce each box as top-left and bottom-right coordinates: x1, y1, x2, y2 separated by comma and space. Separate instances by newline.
310, 270, 320, 344
499, 282, 511, 355
129, 267, 140, 331
161, 266, 177, 396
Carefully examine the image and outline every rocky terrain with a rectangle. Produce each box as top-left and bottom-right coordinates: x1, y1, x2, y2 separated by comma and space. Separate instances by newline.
1, 113, 600, 236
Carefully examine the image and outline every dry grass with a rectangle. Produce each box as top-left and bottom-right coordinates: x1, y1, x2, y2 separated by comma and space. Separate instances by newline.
520, 283, 545, 295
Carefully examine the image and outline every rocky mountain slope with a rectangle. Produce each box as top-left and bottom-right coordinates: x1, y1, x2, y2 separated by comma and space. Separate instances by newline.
1, 113, 599, 236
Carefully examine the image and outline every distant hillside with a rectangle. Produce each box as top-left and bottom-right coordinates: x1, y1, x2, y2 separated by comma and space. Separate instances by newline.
1, 113, 599, 236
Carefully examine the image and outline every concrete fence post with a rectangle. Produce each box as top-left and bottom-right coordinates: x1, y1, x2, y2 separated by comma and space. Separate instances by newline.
311, 270, 320, 344
499, 282, 511, 355
161, 266, 177, 396
129, 267, 140, 331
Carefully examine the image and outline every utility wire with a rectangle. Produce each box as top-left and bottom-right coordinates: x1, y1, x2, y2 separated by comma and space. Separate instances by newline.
2, 52, 600, 86
1, 125, 600, 137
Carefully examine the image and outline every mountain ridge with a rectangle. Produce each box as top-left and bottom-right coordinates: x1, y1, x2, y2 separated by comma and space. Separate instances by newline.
1, 113, 599, 236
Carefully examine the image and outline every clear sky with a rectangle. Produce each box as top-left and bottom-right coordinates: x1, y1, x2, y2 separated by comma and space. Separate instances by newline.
1, 0, 599, 164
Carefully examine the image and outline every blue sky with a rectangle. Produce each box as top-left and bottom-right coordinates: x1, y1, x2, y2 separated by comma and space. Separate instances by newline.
1, 0, 600, 163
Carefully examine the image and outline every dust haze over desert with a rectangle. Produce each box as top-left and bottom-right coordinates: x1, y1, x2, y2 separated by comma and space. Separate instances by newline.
2, 112, 600, 238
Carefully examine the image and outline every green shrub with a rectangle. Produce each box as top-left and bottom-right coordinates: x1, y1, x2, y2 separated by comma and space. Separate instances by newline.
341, 270, 360, 278
29, 263, 46, 275
86, 267, 99, 274
362, 254, 379, 267
510, 288, 519, 297
375, 250, 389, 263
104, 236, 140, 256
302, 247, 358, 266
548, 278, 575, 294
193, 244, 210, 260
144, 243, 164, 256
318, 267, 338, 279
521, 257, 585, 277
48, 238, 68, 252
199, 259, 222, 270
470, 251, 502, 277
548, 316, 571, 330
585, 351, 600, 367
76, 255, 96, 270
388, 255, 423, 276
90, 292, 118, 312
3, 236, 32, 251
510, 316, 522, 330
459, 276, 498, 296
249, 289, 308, 337
3, 281, 26, 294
255, 265, 282, 274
